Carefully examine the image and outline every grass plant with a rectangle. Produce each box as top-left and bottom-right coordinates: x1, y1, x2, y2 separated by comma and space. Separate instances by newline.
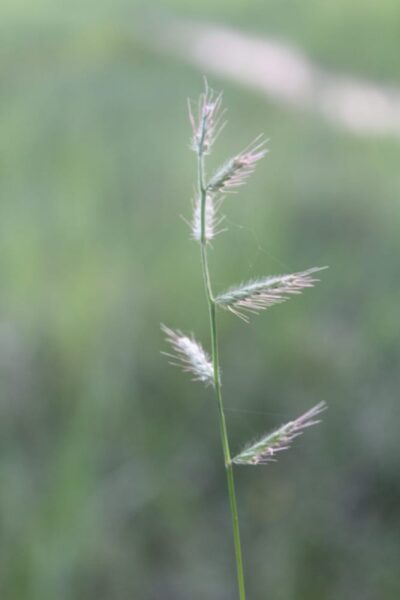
162, 81, 326, 600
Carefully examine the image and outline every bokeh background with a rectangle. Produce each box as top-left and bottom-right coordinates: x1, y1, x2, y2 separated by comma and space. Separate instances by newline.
1, 1, 400, 599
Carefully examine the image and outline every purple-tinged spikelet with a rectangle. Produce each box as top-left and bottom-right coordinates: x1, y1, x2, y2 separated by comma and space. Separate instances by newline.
207, 136, 268, 194
233, 402, 326, 465
215, 267, 327, 321
188, 81, 226, 156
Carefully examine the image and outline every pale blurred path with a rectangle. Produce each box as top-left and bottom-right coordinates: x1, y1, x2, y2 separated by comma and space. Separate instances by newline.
140, 14, 400, 138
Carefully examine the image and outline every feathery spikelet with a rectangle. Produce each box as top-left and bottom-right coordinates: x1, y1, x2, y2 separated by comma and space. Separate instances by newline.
215, 267, 327, 320
161, 324, 215, 386
233, 402, 327, 465
191, 194, 225, 243
188, 81, 226, 156
207, 136, 268, 194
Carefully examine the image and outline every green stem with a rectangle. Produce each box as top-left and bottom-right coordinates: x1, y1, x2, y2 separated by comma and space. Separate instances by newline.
198, 150, 246, 600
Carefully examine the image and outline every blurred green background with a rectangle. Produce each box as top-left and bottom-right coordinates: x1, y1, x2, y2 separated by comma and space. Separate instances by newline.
1, 1, 400, 599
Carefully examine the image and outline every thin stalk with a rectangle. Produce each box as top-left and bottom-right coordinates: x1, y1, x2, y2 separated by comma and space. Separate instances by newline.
198, 148, 247, 600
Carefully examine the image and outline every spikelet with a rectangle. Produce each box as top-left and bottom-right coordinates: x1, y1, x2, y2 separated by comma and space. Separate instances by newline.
188, 80, 226, 156
207, 135, 268, 194
215, 267, 327, 321
191, 193, 226, 243
161, 324, 215, 386
233, 402, 327, 465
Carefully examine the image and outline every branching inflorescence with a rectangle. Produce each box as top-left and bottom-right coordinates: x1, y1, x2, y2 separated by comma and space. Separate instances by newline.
162, 80, 326, 600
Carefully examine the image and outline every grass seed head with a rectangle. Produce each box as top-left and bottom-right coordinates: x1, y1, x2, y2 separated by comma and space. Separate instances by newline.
188, 80, 226, 156
215, 266, 327, 321
207, 135, 268, 194
161, 324, 215, 386
233, 402, 327, 465
191, 193, 225, 243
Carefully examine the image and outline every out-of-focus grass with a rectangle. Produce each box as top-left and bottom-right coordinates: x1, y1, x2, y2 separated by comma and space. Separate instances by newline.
1, 2, 400, 599
160, 0, 400, 81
